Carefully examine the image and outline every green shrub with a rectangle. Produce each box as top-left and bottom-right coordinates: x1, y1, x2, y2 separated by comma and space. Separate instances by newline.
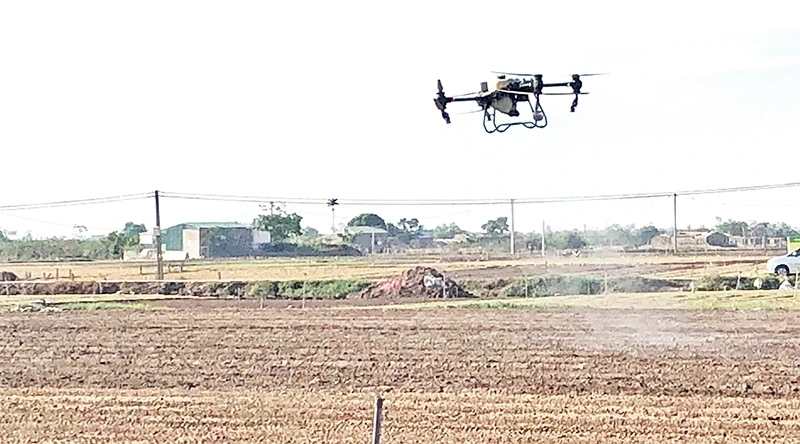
462, 275, 687, 298
693, 274, 783, 291
246, 279, 370, 299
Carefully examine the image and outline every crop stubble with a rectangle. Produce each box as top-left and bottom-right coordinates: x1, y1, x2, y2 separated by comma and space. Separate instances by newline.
1, 305, 799, 442
0, 254, 769, 282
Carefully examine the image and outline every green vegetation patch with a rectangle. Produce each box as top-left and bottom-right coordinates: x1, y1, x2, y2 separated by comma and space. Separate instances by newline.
60, 301, 155, 311
693, 274, 786, 291
461, 275, 686, 298
246, 279, 371, 299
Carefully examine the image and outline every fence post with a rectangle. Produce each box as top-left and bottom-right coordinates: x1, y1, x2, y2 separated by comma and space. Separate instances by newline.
372, 395, 383, 444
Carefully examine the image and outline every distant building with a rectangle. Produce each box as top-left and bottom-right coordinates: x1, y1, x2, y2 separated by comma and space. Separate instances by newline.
125, 222, 271, 260
435, 232, 477, 245
408, 230, 435, 248
158, 222, 271, 259
344, 226, 388, 253
728, 235, 786, 250
649, 229, 731, 250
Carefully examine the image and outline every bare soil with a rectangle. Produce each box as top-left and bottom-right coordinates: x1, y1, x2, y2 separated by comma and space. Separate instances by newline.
0, 304, 799, 441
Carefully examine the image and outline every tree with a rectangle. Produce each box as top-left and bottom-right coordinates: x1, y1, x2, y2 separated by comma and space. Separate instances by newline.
72, 225, 88, 239
482, 217, 509, 236
770, 222, 799, 238
253, 209, 303, 242
100, 222, 149, 258
123, 222, 146, 237
551, 230, 587, 250
301, 226, 320, 238
713, 218, 799, 238
397, 217, 421, 234
600, 224, 636, 246
104, 231, 128, 258
122, 222, 147, 247
714, 218, 749, 236
634, 225, 661, 247
386, 217, 425, 244
347, 213, 387, 230
432, 223, 462, 239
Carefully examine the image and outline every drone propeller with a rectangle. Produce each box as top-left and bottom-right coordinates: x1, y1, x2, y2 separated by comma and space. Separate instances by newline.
492, 71, 609, 78
434, 79, 452, 123
541, 92, 590, 95
491, 71, 539, 77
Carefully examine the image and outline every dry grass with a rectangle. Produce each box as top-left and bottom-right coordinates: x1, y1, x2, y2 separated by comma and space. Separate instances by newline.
3, 388, 799, 443
0, 293, 198, 308
364, 289, 800, 310
0, 252, 774, 282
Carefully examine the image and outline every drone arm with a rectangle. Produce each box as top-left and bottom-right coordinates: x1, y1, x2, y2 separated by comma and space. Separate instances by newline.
434, 95, 481, 110
450, 96, 483, 102
541, 82, 570, 88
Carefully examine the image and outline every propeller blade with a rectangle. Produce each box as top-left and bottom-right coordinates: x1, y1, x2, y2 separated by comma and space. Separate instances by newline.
437, 79, 443, 92
451, 91, 481, 97
491, 71, 537, 77
495, 89, 536, 96
541, 92, 590, 95
492, 71, 609, 78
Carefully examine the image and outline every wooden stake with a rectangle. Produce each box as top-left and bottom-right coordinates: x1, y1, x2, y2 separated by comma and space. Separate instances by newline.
372, 396, 383, 444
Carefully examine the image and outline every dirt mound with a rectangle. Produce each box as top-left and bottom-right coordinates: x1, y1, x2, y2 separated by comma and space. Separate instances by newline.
352, 266, 472, 299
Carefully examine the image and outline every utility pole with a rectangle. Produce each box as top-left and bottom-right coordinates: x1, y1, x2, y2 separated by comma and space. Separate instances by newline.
327, 198, 339, 235
154, 190, 164, 280
672, 193, 678, 254
509, 199, 516, 256
541, 220, 546, 257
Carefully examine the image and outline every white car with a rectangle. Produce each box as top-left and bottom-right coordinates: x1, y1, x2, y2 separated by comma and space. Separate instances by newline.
766, 248, 800, 275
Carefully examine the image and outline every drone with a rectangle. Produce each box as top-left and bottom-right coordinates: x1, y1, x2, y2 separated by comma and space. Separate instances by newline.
433, 71, 607, 133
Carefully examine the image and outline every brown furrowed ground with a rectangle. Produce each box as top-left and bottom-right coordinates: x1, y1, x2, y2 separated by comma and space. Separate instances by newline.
0, 252, 772, 282
2, 302, 800, 442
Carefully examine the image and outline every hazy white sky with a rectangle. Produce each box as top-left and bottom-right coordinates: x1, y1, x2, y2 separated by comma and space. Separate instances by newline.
2, 1, 800, 238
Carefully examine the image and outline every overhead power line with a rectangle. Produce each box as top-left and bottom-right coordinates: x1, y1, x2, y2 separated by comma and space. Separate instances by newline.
0, 193, 152, 212
160, 192, 329, 205
161, 181, 800, 206
0, 181, 797, 213
161, 192, 507, 206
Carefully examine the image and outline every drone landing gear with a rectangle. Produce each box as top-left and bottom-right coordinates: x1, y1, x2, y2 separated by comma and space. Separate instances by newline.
571, 94, 580, 113
482, 96, 547, 134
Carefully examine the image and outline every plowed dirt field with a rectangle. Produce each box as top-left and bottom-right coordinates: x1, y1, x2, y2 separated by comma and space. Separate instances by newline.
1, 304, 799, 442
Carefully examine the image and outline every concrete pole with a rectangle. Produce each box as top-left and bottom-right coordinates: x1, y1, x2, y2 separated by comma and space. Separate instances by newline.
541, 220, 546, 257
510, 199, 516, 256
673, 193, 678, 254
154, 190, 163, 280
